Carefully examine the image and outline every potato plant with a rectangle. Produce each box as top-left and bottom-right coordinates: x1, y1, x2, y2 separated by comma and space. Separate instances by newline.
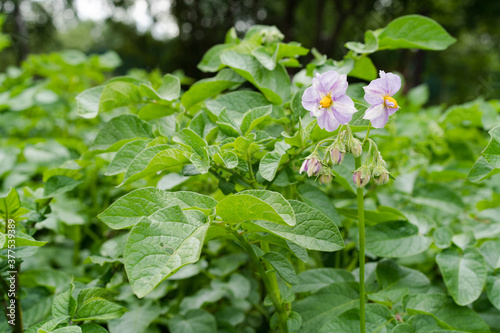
1, 14, 500, 333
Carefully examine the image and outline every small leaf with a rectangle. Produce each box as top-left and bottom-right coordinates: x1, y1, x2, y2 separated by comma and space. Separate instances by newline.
240, 105, 272, 135
99, 81, 142, 113
293, 268, 354, 293
262, 251, 298, 285
74, 298, 127, 322
91, 115, 153, 152
168, 309, 217, 333
433, 227, 453, 249
345, 30, 379, 54
259, 141, 290, 181
105, 139, 151, 176
76, 86, 104, 119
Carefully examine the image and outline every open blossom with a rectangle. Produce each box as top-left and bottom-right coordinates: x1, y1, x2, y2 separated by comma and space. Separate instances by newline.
363, 71, 401, 128
302, 71, 357, 132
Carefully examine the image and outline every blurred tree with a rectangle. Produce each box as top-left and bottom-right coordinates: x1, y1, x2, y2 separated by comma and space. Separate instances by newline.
0, 0, 499, 104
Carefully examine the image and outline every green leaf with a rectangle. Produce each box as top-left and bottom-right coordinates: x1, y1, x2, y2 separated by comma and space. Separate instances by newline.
411, 184, 464, 214
108, 302, 161, 333
467, 157, 500, 182
76, 86, 104, 119
20, 269, 72, 293
168, 310, 217, 333
197, 44, 234, 72
181, 69, 245, 109
105, 139, 151, 176
99, 81, 142, 113
317, 303, 393, 333
240, 105, 272, 135
259, 141, 290, 181
433, 227, 453, 249
136, 103, 177, 121
216, 190, 296, 226
173, 128, 208, 157
482, 125, 500, 168
405, 293, 490, 333
293, 268, 354, 293
366, 221, 432, 258
98, 187, 217, 229
253, 200, 343, 251
77, 288, 116, 306
378, 15, 456, 51
37, 317, 71, 333
124, 206, 209, 297
81, 324, 109, 333
262, 251, 298, 285
44, 176, 82, 197
348, 56, 377, 81
118, 145, 189, 186
212, 150, 238, 169
294, 282, 359, 333
52, 284, 76, 318
297, 184, 341, 225
91, 115, 153, 152
157, 74, 181, 101
74, 298, 127, 322
480, 239, 500, 270
486, 274, 500, 311
206, 90, 274, 120
0, 187, 28, 221
436, 247, 487, 306
345, 30, 379, 54
51, 327, 83, 333
376, 260, 430, 293
220, 50, 291, 104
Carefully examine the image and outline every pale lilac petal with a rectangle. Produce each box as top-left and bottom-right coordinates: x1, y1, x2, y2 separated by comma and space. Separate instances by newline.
387, 105, 399, 116
302, 86, 320, 111
317, 109, 340, 132
332, 95, 357, 124
363, 79, 387, 105
329, 74, 348, 98
363, 104, 389, 128
380, 71, 401, 96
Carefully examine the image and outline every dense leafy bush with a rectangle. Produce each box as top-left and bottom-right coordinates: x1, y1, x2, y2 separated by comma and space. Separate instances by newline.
1, 14, 500, 333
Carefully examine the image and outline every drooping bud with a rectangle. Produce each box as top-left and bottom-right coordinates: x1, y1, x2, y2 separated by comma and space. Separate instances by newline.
349, 138, 363, 157
299, 159, 309, 174
319, 169, 333, 185
307, 157, 322, 177
371, 165, 390, 185
329, 147, 344, 165
353, 166, 371, 188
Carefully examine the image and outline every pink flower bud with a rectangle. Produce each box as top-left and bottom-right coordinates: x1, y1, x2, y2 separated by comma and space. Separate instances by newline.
353, 169, 370, 188
373, 172, 389, 185
299, 159, 309, 174
307, 157, 322, 177
319, 172, 333, 185
330, 148, 344, 165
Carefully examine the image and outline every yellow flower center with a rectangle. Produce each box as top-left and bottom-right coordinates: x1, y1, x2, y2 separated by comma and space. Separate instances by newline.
384, 96, 398, 109
319, 95, 332, 108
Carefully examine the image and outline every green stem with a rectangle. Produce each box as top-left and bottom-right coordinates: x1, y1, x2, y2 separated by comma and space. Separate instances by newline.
362, 124, 372, 146
355, 156, 366, 333
226, 227, 289, 333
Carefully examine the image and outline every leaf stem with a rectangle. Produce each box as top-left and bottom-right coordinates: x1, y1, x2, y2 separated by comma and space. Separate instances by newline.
226, 227, 289, 333
354, 156, 366, 333
362, 124, 372, 146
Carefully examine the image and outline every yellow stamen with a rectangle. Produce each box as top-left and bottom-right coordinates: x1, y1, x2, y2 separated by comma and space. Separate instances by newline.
319, 95, 332, 108
384, 96, 398, 108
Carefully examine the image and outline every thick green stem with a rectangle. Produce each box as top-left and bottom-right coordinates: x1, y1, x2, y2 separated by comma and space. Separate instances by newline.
354, 156, 366, 333
227, 227, 289, 333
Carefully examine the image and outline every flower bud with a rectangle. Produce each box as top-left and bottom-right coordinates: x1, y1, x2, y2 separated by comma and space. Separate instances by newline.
353, 167, 370, 188
307, 157, 322, 177
329, 147, 344, 165
319, 170, 333, 185
373, 172, 389, 185
349, 138, 363, 157
299, 159, 309, 174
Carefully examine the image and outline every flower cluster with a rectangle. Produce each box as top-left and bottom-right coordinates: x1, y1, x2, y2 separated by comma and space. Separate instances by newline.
300, 69, 400, 187
302, 70, 401, 131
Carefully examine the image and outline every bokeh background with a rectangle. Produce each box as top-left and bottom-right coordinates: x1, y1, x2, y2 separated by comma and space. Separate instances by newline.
1, 0, 500, 104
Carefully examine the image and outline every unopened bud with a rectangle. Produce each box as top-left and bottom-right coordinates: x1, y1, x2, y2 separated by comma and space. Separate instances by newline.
319, 170, 333, 185
373, 172, 389, 185
349, 138, 363, 157
329, 148, 344, 165
353, 167, 370, 188
307, 157, 322, 177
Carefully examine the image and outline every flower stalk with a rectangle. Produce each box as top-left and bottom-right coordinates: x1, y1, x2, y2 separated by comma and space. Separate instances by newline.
355, 156, 366, 333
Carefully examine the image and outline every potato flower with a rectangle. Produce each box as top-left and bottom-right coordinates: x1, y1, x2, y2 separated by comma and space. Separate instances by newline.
302, 71, 357, 132
362, 70, 401, 128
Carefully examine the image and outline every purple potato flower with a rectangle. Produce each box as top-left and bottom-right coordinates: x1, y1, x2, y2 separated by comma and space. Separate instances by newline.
363, 70, 401, 128
302, 71, 357, 132
299, 156, 322, 177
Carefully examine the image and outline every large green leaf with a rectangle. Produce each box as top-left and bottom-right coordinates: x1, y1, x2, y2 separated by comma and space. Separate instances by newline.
262, 251, 298, 285
181, 69, 245, 109
436, 247, 486, 306
405, 293, 490, 333
294, 282, 359, 333
376, 260, 430, 293
105, 139, 151, 176
124, 206, 209, 297
480, 239, 500, 270
74, 298, 127, 322
297, 184, 341, 224
220, 50, 291, 104
482, 125, 500, 168
76, 86, 104, 119
98, 187, 217, 229
168, 310, 217, 333
366, 221, 432, 258
216, 190, 295, 226
98, 81, 142, 113
118, 145, 189, 186
108, 302, 161, 333
317, 304, 393, 333
0, 187, 28, 221
91, 115, 153, 152
486, 273, 500, 311
378, 15, 456, 50
240, 105, 272, 135
253, 200, 343, 251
